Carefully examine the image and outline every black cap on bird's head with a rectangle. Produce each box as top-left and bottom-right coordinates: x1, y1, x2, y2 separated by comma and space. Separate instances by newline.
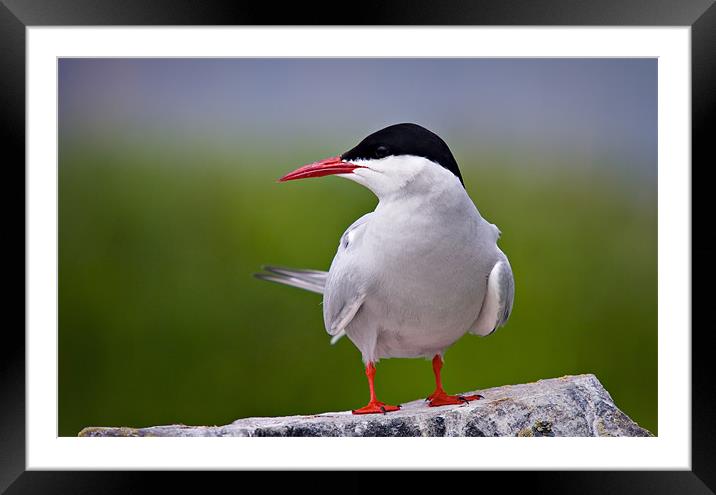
279, 123, 464, 190
340, 123, 464, 186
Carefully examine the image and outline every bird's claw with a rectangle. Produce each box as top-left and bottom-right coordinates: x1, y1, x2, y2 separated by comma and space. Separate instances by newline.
352, 401, 401, 415
428, 392, 483, 407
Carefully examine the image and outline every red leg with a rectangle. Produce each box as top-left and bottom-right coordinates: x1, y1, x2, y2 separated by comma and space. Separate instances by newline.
427, 355, 483, 407
352, 362, 401, 415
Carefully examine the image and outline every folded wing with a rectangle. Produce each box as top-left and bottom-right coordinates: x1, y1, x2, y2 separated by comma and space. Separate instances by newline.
470, 258, 515, 336
255, 213, 374, 345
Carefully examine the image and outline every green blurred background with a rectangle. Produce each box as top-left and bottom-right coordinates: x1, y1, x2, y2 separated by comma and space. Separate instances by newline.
59, 59, 657, 436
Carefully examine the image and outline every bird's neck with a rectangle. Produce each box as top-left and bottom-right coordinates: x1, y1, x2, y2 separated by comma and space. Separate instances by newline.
375, 167, 481, 220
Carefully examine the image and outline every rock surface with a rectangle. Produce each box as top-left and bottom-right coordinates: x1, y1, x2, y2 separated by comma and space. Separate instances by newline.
78, 374, 652, 437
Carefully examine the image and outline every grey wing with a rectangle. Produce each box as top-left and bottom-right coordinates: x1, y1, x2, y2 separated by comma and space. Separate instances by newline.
470, 256, 515, 336
322, 213, 373, 343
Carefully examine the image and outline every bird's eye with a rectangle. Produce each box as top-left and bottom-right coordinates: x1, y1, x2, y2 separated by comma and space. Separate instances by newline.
374, 146, 389, 159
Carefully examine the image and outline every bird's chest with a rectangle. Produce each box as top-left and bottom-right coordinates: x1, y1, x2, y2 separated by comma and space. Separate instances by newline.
361, 208, 485, 324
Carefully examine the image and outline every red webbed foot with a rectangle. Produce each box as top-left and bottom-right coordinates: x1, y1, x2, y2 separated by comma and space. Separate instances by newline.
428, 391, 483, 407
352, 400, 401, 415
426, 355, 483, 407
352, 362, 401, 415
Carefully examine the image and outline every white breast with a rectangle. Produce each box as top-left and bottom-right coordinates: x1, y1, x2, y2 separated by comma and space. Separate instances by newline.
343, 182, 502, 361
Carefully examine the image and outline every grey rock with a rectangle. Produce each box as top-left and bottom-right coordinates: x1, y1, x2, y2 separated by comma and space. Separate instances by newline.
78, 374, 652, 437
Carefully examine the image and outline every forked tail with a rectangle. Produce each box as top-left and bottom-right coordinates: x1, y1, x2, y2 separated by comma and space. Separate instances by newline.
253, 265, 327, 294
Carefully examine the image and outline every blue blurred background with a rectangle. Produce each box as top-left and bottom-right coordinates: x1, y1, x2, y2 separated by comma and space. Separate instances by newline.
59, 58, 657, 436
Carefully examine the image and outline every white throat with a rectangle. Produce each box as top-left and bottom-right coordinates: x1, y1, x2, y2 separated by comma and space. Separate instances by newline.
340, 155, 464, 202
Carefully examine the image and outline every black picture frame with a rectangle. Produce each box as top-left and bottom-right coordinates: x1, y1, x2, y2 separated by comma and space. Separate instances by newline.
3, 0, 712, 492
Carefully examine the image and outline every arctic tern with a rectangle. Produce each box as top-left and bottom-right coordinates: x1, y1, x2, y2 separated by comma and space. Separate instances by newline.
256, 123, 514, 415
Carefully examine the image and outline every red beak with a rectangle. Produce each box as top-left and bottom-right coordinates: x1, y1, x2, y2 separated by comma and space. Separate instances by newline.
279, 156, 364, 182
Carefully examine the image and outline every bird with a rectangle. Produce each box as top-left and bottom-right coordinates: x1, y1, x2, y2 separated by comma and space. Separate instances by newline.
255, 123, 514, 415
